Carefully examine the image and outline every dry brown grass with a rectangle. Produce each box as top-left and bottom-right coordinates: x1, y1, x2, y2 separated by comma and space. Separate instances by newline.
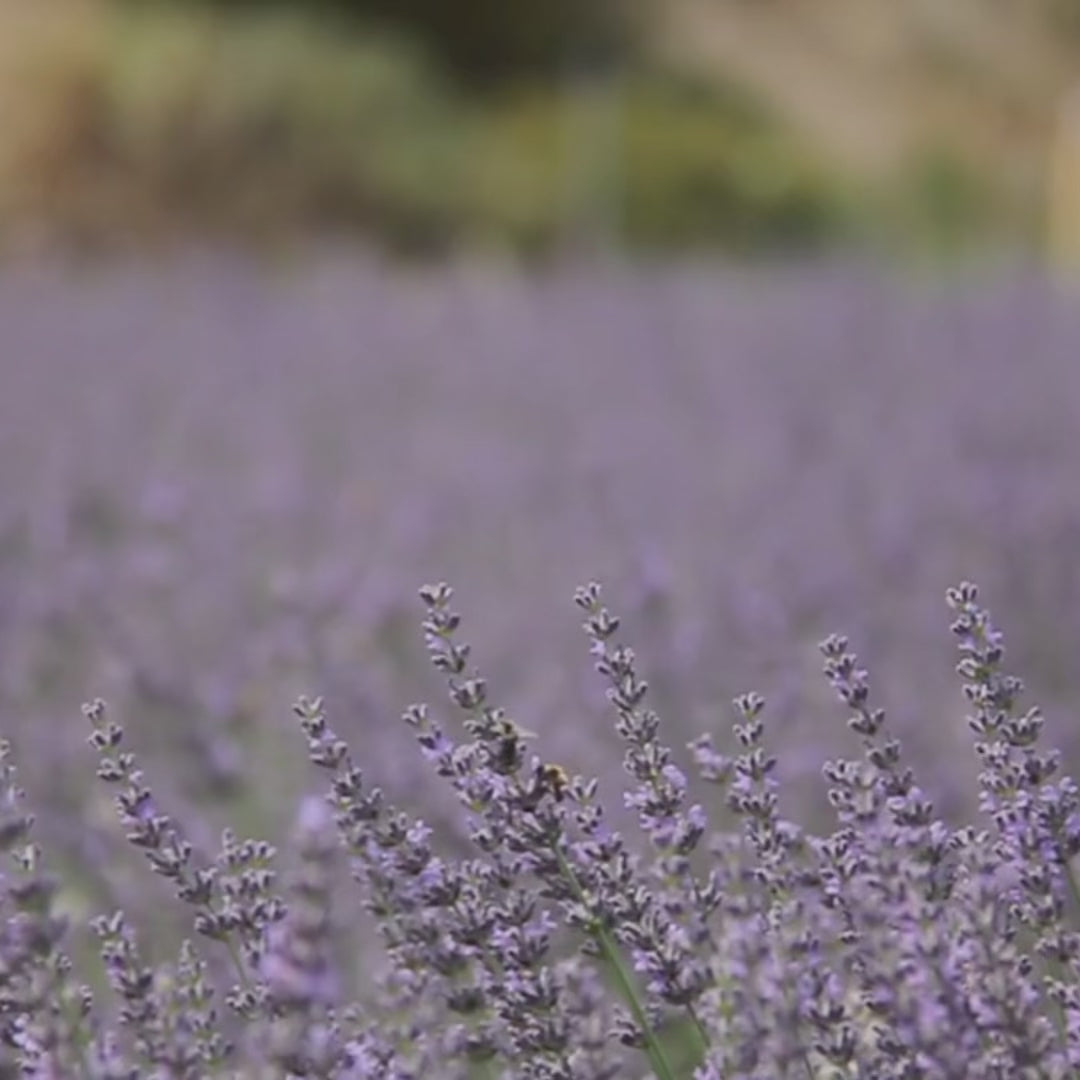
659, 0, 1080, 250
1048, 85, 1080, 269
661, 0, 1078, 173
0, 1, 120, 249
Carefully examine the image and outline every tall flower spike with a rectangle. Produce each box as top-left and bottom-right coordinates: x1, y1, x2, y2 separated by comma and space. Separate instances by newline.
0, 739, 93, 1077
576, 582, 713, 1055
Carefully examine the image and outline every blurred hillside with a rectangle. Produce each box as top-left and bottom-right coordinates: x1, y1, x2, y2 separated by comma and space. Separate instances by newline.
1, 0, 1078, 259
665, 0, 1080, 251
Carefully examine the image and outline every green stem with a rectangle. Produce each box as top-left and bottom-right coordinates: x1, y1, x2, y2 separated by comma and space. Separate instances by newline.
552, 844, 678, 1080
686, 1002, 711, 1059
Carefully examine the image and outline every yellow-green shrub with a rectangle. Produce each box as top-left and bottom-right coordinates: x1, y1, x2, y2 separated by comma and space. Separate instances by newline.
463, 76, 850, 253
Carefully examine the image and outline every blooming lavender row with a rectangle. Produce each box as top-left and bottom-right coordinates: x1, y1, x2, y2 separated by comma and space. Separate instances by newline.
5, 264, 1080, 860
2, 576, 1079, 1078
2, 261, 1080, 1072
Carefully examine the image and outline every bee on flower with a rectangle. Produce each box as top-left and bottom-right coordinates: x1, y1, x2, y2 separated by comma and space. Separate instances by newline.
535, 761, 571, 803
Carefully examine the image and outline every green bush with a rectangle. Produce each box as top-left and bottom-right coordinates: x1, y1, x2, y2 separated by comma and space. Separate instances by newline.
463, 75, 850, 253
99, 6, 470, 248
619, 81, 849, 250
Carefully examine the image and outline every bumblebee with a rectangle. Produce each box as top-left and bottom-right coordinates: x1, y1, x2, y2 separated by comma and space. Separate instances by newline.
536, 761, 571, 802
489, 717, 538, 775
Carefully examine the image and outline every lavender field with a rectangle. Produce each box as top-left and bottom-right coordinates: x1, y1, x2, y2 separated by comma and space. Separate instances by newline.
5, 255, 1080, 1076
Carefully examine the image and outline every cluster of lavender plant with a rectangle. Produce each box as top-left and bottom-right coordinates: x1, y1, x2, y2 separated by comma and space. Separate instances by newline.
2, 259, 1080, 1071
4, 576, 1080, 1077
4, 265, 1080, 839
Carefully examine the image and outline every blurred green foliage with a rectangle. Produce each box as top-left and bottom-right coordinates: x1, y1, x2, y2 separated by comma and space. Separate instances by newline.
3, 1, 1026, 257
618, 81, 846, 250
103, 8, 468, 246
4, 4, 852, 255
469, 78, 847, 253
161, 0, 643, 85
893, 148, 1000, 256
